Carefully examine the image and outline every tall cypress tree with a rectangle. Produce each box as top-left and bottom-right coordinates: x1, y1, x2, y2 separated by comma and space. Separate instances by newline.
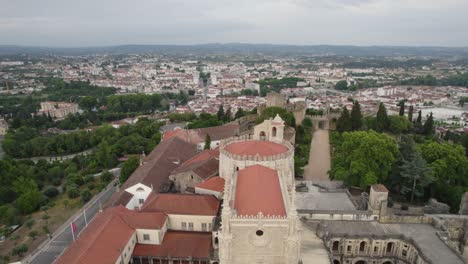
408, 105, 414, 122
350, 101, 363, 131
416, 110, 422, 125
336, 107, 352, 133
423, 112, 434, 135
375, 102, 389, 132
216, 105, 225, 121
399, 100, 405, 116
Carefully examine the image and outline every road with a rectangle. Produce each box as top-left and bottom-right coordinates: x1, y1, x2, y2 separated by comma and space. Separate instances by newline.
303, 129, 331, 181
27, 180, 118, 264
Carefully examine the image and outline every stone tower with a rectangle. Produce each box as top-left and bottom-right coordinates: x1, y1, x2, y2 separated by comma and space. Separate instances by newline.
217, 117, 300, 264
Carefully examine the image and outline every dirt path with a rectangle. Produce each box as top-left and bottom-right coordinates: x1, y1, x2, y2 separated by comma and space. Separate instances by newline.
303, 129, 331, 181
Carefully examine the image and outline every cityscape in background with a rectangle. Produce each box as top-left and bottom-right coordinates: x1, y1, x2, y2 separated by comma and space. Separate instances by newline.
1, 1, 468, 264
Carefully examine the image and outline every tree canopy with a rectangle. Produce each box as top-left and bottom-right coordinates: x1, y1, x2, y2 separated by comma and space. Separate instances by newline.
330, 130, 399, 188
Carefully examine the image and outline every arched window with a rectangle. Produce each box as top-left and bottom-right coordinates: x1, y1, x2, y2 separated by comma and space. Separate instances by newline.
332, 241, 340, 252
214, 237, 219, 245
272, 127, 277, 137
382, 261, 393, 264
386, 242, 394, 253
136, 187, 144, 192
333, 260, 340, 264
359, 241, 366, 252
259, 131, 266, 140
355, 261, 367, 264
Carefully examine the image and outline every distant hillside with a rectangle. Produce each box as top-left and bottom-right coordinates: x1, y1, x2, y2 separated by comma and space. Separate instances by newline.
0, 43, 467, 57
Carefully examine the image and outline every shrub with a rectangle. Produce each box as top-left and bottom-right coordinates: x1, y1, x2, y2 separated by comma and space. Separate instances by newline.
11, 244, 28, 257
43, 186, 59, 198
25, 219, 35, 229
80, 190, 92, 203
66, 184, 80, 199
28, 231, 38, 240
100, 170, 113, 183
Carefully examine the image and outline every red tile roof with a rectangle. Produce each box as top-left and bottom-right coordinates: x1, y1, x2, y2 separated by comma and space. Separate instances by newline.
132, 231, 212, 259
108, 137, 197, 207
56, 206, 167, 264
171, 148, 219, 179
162, 123, 240, 144
224, 140, 288, 157
195, 176, 225, 193
142, 193, 220, 216
234, 165, 286, 217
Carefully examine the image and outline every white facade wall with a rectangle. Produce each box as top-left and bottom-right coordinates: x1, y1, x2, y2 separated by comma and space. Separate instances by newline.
135, 223, 167, 245
113, 232, 137, 264
167, 214, 216, 232
124, 183, 152, 210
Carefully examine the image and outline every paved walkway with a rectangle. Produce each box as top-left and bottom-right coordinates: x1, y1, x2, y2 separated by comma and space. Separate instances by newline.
26, 179, 118, 264
303, 129, 331, 181
300, 221, 330, 264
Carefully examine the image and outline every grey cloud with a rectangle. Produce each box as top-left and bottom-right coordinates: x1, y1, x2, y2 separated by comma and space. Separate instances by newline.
0, 0, 467, 47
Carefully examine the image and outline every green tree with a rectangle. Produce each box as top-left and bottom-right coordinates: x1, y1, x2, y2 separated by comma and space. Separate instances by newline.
400, 152, 434, 203
120, 156, 140, 184
419, 141, 468, 211
398, 100, 405, 116
96, 140, 114, 168
79, 96, 98, 111
375, 102, 389, 132
13, 177, 42, 214
335, 80, 348, 91
80, 190, 92, 203
234, 107, 245, 119
350, 101, 363, 131
388, 115, 412, 134
408, 105, 414, 122
66, 184, 80, 199
336, 107, 352, 133
217, 105, 225, 121
224, 108, 232, 123
423, 112, 434, 135
204, 134, 211, 150
256, 107, 296, 127
330, 130, 399, 188
416, 110, 422, 125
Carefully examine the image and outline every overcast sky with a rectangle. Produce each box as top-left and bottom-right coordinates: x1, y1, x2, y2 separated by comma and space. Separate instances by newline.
1, 0, 467, 47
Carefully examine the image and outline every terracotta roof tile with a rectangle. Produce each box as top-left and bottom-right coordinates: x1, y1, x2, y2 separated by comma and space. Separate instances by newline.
108, 137, 197, 207
234, 165, 286, 217
224, 140, 288, 157
142, 193, 220, 216
132, 231, 212, 259
162, 123, 239, 144
195, 176, 225, 193
171, 148, 219, 179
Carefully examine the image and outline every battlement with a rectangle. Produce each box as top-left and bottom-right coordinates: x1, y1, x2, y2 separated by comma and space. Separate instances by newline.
219, 135, 294, 162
